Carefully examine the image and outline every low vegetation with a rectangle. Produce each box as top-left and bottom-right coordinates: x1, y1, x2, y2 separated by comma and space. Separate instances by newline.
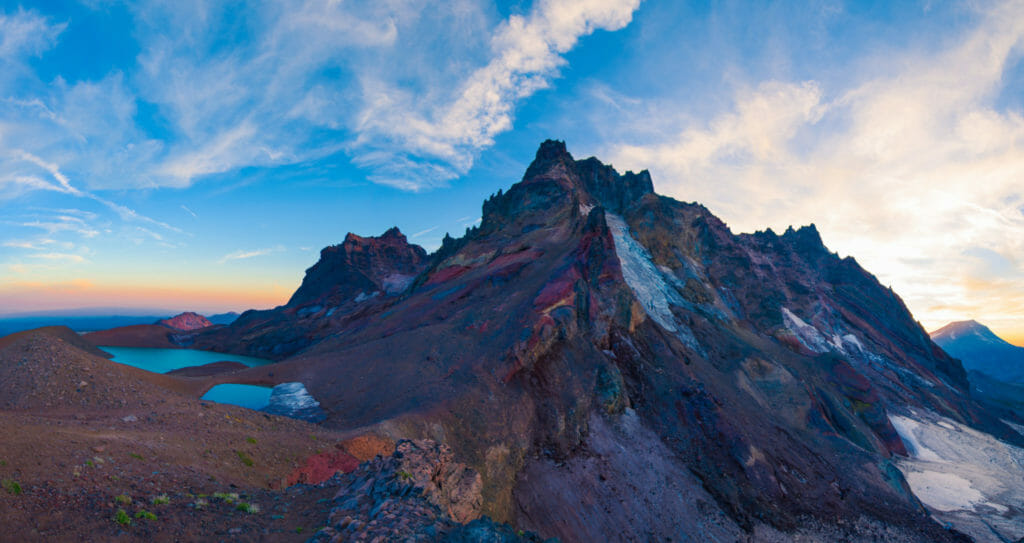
236, 450, 254, 467
2, 479, 22, 495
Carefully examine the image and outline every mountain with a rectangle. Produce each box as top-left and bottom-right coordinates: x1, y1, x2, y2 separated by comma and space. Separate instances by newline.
0, 314, 170, 337
186, 140, 1024, 542
191, 227, 429, 359
206, 311, 239, 325
931, 320, 1024, 383
157, 311, 213, 331
83, 312, 220, 348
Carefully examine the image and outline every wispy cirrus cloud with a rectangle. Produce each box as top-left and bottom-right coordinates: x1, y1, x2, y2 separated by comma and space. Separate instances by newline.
0, 1, 643, 199
355, 0, 642, 188
217, 248, 274, 264
0, 9, 65, 61
29, 252, 86, 263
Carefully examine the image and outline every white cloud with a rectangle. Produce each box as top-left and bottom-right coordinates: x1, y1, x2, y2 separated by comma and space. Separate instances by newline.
411, 226, 438, 238
29, 252, 85, 263
355, 0, 642, 188
0, 10, 65, 61
218, 248, 273, 264
0, 1, 640, 194
604, 0, 1024, 335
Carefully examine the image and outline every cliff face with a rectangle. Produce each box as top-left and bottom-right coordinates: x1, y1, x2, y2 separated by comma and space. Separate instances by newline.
192, 228, 429, 359
288, 227, 428, 308
203, 140, 1024, 541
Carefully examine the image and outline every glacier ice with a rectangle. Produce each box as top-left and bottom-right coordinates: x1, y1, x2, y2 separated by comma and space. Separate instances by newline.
606, 213, 704, 356
889, 410, 1024, 542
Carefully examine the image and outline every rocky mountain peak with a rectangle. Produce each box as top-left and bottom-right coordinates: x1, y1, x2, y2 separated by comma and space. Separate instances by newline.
931, 319, 990, 341
482, 140, 656, 231
521, 139, 575, 181
288, 227, 428, 307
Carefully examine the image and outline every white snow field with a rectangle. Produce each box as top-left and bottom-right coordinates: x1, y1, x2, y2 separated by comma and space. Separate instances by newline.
890, 409, 1024, 542
606, 212, 705, 355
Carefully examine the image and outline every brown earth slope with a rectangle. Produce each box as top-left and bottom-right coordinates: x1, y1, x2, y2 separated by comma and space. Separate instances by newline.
0, 327, 370, 542
82, 324, 183, 349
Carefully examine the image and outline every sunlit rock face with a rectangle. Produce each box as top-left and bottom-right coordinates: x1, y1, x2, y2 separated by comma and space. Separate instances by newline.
289, 227, 429, 308
158, 312, 213, 331
196, 140, 1024, 541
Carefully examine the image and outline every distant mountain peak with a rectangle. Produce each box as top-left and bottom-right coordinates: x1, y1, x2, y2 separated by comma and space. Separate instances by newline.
157, 311, 212, 331
931, 319, 1024, 384
931, 319, 995, 342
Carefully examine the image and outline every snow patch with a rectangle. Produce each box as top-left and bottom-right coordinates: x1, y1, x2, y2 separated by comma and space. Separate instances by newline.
902, 471, 984, 512
889, 410, 1024, 542
606, 213, 704, 355
263, 382, 325, 423
1003, 419, 1024, 438
354, 291, 379, 303
889, 416, 942, 462
841, 333, 864, 352
381, 273, 415, 294
781, 307, 832, 353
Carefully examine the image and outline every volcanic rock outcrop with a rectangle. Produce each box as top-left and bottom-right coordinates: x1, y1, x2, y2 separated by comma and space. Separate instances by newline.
199, 140, 1024, 542
192, 227, 429, 359
312, 439, 543, 542
157, 311, 213, 331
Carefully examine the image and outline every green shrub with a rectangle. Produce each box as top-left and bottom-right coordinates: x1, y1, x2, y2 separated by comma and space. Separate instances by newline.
212, 492, 239, 504
246, 437, 257, 444
114, 509, 131, 526
134, 510, 157, 520
152, 494, 169, 505
2, 479, 22, 495
114, 494, 131, 505
236, 501, 260, 514
236, 450, 254, 467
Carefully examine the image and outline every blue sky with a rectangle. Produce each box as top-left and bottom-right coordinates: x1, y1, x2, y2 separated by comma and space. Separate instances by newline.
1, 0, 1024, 342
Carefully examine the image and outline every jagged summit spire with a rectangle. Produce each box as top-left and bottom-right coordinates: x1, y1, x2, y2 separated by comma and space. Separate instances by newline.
523, 139, 575, 181
515, 139, 655, 214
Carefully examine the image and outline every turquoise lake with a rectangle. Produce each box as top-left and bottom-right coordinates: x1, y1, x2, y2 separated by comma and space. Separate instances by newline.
98, 346, 275, 410
200, 384, 274, 410
99, 346, 272, 374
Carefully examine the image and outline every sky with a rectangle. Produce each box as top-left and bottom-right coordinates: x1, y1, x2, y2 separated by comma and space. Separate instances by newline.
0, 0, 1023, 344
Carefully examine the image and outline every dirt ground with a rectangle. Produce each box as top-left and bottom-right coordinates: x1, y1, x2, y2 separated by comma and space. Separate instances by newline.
0, 328, 386, 542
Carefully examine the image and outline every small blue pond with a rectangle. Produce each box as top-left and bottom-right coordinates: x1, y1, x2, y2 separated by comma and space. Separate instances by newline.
99, 346, 275, 410
200, 384, 274, 410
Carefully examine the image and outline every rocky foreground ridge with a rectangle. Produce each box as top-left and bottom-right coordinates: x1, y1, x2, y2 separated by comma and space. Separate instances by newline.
182, 140, 1024, 542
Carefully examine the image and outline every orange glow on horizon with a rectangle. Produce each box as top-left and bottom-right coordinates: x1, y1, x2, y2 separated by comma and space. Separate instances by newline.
0, 279, 291, 315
